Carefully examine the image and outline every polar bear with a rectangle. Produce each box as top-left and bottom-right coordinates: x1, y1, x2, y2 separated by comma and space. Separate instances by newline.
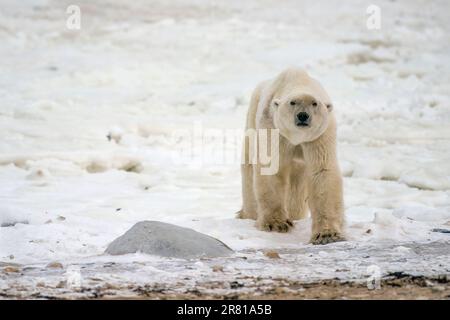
237, 67, 345, 245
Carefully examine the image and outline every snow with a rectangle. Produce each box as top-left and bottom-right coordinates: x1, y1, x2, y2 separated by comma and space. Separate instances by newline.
0, 0, 449, 296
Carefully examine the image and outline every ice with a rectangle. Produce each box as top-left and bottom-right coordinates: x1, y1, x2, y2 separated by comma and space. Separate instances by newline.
0, 0, 449, 296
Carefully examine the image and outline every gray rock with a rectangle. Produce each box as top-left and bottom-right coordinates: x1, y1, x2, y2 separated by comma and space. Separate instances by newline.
105, 221, 233, 259
431, 228, 450, 234
1, 220, 29, 227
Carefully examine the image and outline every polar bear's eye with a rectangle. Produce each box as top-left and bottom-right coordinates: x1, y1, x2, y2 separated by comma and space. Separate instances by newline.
312, 101, 318, 107
290, 101, 296, 106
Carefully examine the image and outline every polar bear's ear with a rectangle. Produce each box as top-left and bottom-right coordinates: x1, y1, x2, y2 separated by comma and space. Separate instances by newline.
326, 103, 333, 112
272, 99, 280, 108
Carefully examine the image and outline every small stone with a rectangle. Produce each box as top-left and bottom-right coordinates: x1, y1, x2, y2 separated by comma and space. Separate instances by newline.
56, 281, 66, 288
366, 229, 372, 234
212, 265, 224, 272
45, 219, 53, 224
47, 262, 64, 269
1, 220, 29, 227
103, 283, 120, 290
264, 250, 280, 259
274, 287, 286, 294
57, 216, 66, 221
3, 266, 20, 273
431, 228, 450, 234
9, 255, 14, 260
230, 281, 244, 289
431, 286, 445, 293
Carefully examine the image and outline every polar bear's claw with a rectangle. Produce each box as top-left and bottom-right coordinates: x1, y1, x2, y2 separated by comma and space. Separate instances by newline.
260, 219, 293, 233
311, 231, 345, 245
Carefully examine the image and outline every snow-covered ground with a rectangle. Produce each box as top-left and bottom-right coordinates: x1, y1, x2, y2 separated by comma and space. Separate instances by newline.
1, 0, 449, 298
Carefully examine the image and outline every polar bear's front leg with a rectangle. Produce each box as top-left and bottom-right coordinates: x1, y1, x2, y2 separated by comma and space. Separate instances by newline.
307, 168, 345, 244
303, 132, 345, 245
253, 168, 293, 233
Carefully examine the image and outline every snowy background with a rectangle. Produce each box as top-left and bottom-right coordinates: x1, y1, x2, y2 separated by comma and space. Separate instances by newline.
0, 0, 449, 297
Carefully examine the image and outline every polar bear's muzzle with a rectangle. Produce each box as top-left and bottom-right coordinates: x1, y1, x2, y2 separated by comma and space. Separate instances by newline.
295, 112, 310, 127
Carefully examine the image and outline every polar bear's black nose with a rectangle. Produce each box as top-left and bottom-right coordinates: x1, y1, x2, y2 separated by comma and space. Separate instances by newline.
296, 112, 310, 123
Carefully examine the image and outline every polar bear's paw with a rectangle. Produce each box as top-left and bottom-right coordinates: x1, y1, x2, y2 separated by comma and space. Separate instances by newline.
257, 217, 293, 233
311, 231, 345, 245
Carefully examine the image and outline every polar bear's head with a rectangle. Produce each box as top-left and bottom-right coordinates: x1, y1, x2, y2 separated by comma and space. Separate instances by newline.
272, 92, 333, 145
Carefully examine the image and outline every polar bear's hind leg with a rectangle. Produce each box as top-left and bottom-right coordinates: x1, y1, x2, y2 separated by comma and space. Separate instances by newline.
237, 163, 258, 220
